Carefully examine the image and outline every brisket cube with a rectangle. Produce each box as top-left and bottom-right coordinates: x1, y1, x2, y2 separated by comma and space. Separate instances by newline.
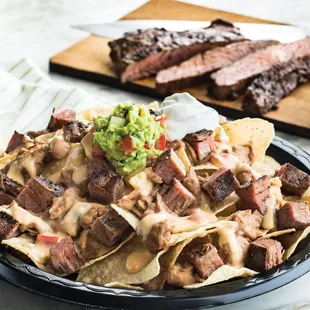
162, 179, 196, 216
232, 210, 263, 240
245, 238, 283, 272
184, 129, 215, 162
0, 212, 20, 241
0, 191, 15, 205
277, 202, 310, 230
89, 206, 131, 248
181, 242, 223, 279
16, 177, 64, 213
50, 237, 84, 274
231, 142, 256, 165
202, 167, 239, 204
64, 121, 87, 143
0, 172, 22, 197
47, 108, 76, 131
278, 163, 310, 196
236, 176, 270, 215
152, 148, 186, 184
5, 131, 24, 153
143, 220, 171, 254
88, 168, 124, 204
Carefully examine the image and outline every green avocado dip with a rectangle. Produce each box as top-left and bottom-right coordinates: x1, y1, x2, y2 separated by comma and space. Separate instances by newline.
93, 102, 165, 175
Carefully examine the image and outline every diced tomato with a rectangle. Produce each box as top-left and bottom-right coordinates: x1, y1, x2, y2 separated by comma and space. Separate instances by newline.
36, 234, 59, 246
144, 142, 150, 149
155, 115, 165, 127
155, 134, 167, 151
92, 143, 106, 158
120, 135, 135, 154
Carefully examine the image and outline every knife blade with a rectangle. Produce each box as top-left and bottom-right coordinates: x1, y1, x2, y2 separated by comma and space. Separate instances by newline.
72, 20, 306, 43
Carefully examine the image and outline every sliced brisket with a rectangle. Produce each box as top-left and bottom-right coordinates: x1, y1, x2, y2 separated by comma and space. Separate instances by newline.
16, 177, 64, 213
50, 237, 84, 274
109, 20, 246, 83
156, 40, 277, 94
47, 108, 76, 131
278, 163, 310, 196
152, 148, 186, 184
245, 238, 283, 272
63, 121, 87, 143
243, 55, 310, 114
180, 242, 223, 279
277, 202, 310, 230
209, 37, 310, 100
0, 212, 20, 241
88, 168, 124, 204
5, 131, 24, 153
184, 129, 215, 162
236, 175, 270, 215
162, 178, 196, 215
202, 167, 239, 204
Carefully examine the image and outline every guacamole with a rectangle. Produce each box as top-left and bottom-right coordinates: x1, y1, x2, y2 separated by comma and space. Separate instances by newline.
93, 102, 165, 175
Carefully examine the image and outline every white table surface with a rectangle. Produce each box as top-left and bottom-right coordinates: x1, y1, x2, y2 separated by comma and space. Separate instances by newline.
0, 1, 309, 309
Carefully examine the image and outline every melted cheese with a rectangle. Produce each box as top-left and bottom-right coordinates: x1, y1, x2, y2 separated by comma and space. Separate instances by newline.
129, 168, 156, 197
7, 161, 24, 185
61, 202, 93, 236
262, 195, 277, 230
125, 248, 153, 274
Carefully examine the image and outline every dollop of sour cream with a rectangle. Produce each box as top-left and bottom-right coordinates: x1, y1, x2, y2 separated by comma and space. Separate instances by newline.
155, 93, 220, 142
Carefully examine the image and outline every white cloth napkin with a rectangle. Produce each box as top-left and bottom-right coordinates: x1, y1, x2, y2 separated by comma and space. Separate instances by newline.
0, 58, 103, 140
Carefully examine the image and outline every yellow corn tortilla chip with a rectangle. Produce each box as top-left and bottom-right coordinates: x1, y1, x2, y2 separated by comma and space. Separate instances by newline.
111, 204, 140, 230
221, 118, 274, 162
283, 226, 310, 260
104, 282, 143, 290
214, 192, 239, 215
261, 228, 296, 239
302, 187, 310, 205
184, 265, 258, 289
193, 163, 218, 173
2, 234, 48, 270
77, 235, 166, 285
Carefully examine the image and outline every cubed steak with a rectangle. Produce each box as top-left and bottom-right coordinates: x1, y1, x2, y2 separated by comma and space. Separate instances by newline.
180, 242, 223, 279
277, 202, 310, 230
88, 168, 124, 204
64, 121, 87, 143
202, 167, 239, 204
16, 177, 64, 213
245, 238, 283, 272
47, 108, 76, 130
278, 163, 310, 196
50, 237, 84, 274
109, 19, 246, 83
231, 142, 256, 165
89, 206, 131, 247
156, 40, 277, 94
162, 179, 196, 215
209, 37, 310, 100
5, 131, 24, 153
184, 129, 215, 162
0, 172, 22, 197
0, 212, 20, 241
236, 176, 270, 214
232, 210, 263, 240
243, 55, 310, 114
152, 148, 186, 184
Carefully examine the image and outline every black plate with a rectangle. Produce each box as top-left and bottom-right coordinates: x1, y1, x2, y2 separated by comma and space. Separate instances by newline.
0, 135, 309, 310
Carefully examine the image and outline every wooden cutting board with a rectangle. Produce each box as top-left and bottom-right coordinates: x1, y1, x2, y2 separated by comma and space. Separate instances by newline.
49, 0, 310, 137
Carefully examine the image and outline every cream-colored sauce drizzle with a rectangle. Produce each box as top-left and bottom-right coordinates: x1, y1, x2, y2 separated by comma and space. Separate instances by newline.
262, 194, 277, 230
125, 248, 153, 274
73, 165, 88, 184
7, 162, 24, 185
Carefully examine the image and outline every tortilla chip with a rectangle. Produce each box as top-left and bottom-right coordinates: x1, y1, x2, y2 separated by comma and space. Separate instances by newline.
214, 192, 239, 215
104, 282, 144, 290
193, 163, 218, 173
261, 228, 296, 239
184, 265, 258, 289
221, 118, 274, 162
302, 187, 310, 205
175, 146, 191, 172
77, 235, 166, 285
2, 234, 48, 270
283, 226, 310, 260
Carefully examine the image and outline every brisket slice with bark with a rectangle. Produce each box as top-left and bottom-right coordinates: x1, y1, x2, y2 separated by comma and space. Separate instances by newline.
5, 131, 24, 154
0, 212, 20, 241
243, 55, 310, 114
156, 40, 277, 94
109, 19, 246, 83
209, 37, 310, 100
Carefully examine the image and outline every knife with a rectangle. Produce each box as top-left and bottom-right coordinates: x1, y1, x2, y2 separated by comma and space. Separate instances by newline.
72, 20, 306, 43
